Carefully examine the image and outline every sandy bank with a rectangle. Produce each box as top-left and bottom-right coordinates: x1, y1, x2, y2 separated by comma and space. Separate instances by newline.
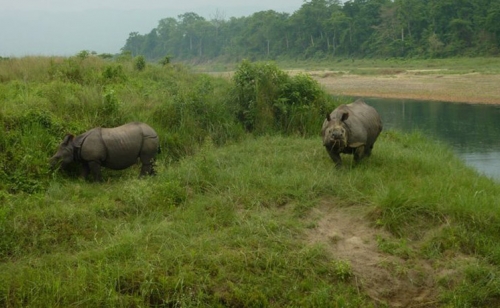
305, 71, 500, 104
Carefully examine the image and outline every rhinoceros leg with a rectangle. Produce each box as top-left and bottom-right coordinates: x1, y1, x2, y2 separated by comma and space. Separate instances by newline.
81, 162, 90, 179
326, 148, 342, 168
88, 161, 103, 182
139, 153, 157, 176
364, 144, 373, 157
139, 160, 155, 177
354, 146, 365, 162
139, 136, 158, 177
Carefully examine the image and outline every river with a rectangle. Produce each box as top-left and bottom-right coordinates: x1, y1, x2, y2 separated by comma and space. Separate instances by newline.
363, 98, 500, 181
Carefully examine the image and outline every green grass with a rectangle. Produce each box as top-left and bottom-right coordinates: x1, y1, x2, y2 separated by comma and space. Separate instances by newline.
0, 136, 370, 307
194, 57, 500, 75
2, 132, 500, 306
287, 57, 500, 75
3, 55, 500, 306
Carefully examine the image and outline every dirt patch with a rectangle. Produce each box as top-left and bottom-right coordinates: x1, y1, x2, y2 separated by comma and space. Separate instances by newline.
306, 200, 439, 307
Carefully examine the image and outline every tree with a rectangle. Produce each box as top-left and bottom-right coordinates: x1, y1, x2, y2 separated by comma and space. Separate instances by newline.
485, 2, 500, 45
371, 3, 405, 57
142, 29, 160, 59
323, 2, 347, 56
394, 0, 428, 55
177, 12, 207, 58
120, 0, 500, 61
242, 10, 289, 58
290, 0, 336, 57
122, 32, 145, 56
156, 18, 180, 57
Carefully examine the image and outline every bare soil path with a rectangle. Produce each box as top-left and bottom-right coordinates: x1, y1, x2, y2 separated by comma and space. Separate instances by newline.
306, 201, 469, 307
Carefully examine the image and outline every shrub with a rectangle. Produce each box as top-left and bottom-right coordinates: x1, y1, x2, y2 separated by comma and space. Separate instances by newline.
100, 88, 123, 127
134, 56, 146, 71
102, 64, 127, 83
0, 109, 63, 193
159, 55, 171, 66
231, 60, 334, 136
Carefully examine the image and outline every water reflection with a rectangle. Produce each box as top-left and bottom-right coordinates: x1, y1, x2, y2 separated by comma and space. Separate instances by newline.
362, 97, 500, 181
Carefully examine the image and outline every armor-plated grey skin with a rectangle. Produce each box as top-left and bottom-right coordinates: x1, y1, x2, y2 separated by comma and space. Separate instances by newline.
50, 122, 160, 181
321, 99, 382, 167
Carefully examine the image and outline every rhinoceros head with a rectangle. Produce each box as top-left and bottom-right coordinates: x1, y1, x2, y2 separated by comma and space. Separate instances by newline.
50, 134, 75, 169
323, 111, 349, 149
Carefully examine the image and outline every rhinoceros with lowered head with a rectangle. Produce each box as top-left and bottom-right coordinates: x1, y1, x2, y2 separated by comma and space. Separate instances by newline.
50, 122, 160, 181
321, 99, 382, 167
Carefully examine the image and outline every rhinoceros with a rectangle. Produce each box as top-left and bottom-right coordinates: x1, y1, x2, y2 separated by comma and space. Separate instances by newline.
50, 122, 160, 181
321, 99, 382, 167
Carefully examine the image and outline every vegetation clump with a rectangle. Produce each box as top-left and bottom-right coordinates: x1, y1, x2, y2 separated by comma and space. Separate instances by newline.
232, 60, 333, 135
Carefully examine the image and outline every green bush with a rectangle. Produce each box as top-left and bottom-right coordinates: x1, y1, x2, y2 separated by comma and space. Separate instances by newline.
101, 64, 127, 84
134, 55, 146, 71
159, 55, 171, 66
100, 88, 123, 127
0, 109, 65, 193
231, 60, 334, 136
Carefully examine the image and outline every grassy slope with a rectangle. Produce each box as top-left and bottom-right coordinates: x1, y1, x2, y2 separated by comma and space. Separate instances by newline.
2, 56, 500, 306
3, 132, 500, 306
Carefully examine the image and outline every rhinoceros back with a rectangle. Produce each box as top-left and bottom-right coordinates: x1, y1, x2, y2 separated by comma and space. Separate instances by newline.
100, 122, 159, 170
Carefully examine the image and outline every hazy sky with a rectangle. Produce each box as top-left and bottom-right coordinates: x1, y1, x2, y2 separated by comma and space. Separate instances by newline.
0, 0, 306, 57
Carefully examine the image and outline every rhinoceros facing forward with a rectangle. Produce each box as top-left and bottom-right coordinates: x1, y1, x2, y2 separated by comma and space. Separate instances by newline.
51, 122, 160, 181
322, 99, 382, 167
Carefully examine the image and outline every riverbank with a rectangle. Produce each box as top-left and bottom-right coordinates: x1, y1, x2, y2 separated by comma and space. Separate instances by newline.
205, 58, 500, 104
210, 70, 500, 104
295, 70, 500, 104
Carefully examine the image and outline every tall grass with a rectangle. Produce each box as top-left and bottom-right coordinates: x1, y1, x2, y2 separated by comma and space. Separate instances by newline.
0, 56, 334, 193
0, 56, 241, 193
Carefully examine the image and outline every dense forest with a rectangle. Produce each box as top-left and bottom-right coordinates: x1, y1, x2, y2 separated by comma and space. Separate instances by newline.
121, 0, 500, 61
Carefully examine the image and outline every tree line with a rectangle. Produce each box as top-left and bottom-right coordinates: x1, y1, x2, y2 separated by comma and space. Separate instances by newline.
121, 0, 500, 61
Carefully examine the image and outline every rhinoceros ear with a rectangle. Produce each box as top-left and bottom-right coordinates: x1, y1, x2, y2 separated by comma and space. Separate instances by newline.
341, 112, 349, 122
62, 134, 74, 145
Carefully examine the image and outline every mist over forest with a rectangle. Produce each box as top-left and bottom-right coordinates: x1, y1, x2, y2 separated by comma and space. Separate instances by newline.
121, 0, 500, 61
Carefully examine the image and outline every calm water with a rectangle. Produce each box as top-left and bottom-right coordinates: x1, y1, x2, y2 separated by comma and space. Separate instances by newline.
363, 98, 500, 181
